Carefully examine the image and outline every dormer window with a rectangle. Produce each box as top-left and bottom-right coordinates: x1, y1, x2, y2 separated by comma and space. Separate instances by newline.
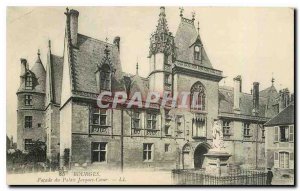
25, 75, 33, 90
194, 45, 201, 61
100, 64, 111, 91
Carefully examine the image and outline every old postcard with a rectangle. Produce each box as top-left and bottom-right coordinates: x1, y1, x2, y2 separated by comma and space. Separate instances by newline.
6, 6, 294, 185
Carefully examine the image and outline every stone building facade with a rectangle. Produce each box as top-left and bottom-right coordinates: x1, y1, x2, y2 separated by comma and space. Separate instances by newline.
16, 7, 290, 171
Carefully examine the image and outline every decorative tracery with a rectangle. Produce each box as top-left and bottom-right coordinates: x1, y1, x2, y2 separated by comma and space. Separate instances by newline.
190, 82, 206, 111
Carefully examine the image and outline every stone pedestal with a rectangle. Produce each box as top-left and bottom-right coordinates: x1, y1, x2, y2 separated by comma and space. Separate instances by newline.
204, 149, 231, 177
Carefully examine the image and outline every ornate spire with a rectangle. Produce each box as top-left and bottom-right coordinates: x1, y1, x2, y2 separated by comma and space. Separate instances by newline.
149, 7, 175, 57
197, 21, 200, 34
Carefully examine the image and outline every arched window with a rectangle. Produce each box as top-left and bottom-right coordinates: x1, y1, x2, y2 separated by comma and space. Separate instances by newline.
25, 74, 33, 90
100, 64, 111, 91
191, 82, 206, 111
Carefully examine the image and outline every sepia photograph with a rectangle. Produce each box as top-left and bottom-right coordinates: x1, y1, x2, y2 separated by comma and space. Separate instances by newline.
6, 6, 294, 185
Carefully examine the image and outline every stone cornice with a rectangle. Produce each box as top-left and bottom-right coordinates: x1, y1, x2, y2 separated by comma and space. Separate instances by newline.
219, 112, 270, 123
173, 60, 223, 82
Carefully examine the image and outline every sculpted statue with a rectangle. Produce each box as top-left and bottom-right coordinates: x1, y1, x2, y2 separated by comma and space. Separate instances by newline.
212, 119, 224, 150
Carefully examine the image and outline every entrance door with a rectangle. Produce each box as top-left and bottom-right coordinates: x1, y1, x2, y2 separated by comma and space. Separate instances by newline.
183, 151, 193, 169
194, 145, 208, 169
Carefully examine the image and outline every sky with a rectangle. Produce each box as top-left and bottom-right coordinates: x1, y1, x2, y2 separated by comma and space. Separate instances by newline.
6, 7, 294, 138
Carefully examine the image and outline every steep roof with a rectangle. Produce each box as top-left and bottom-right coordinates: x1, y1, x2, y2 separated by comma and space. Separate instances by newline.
219, 86, 271, 117
174, 18, 212, 68
31, 54, 46, 93
264, 102, 294, 126
71, 33, 125, 94
17, 53, 46, 94
129, 74, 149, 100
260, 85, 278, 98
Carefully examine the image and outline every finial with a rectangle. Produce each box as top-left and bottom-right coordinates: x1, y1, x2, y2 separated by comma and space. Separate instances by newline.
48, 40, 51, 49
250, 88, 253, 95
37, 49, 40, 56
197, 21, 200, 34
104, 38, 110, 56
66, 7, 69, 13
192, 11, 195, 21
179, 7, 184, 17
271, 73, 275, 86
136, 60, 139, 75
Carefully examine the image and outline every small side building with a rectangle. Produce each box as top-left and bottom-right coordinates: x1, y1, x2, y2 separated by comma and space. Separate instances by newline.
264, 102, 294, 183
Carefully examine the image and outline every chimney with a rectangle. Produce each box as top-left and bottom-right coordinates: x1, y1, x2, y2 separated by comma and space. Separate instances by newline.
252, 82, 259, 116
279, 88, 290, 111
20, 58, 28, 76
233, 75, 242, 113
113, 36, 120, 52
68, 9, 79, 46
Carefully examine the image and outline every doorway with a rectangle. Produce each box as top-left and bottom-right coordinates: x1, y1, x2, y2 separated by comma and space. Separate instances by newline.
194, 144, 208, 169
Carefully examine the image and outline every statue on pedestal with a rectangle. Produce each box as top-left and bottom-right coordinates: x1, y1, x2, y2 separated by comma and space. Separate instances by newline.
212, 119, 224, 150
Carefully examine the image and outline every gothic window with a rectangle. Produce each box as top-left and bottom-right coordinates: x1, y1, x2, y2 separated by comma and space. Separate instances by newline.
100, 64, 111, 91
146, 113, 157, 129
192, 117, 205, 137
190, 82, 206, 111
132, 111, 140, 129
25, 75, 33, 89
194, 45, 201, 61
143, 143, 153, 161
25, 95, 32, 106
25, 116, 32, 128
92, 142, 107, 163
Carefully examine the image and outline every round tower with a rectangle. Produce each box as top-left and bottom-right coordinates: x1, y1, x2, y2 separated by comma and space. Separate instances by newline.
16, 50, 46, 151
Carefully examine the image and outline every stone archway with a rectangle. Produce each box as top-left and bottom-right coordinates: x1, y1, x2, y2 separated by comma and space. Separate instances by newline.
182, 142, 211, 170
194, 144, 209, 169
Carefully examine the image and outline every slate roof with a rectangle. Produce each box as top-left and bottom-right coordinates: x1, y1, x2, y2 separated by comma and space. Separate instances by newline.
218, 86, 272, 117
71, 33, 125, 94
51, 54, 64, 104
264, 102, 294, 126
129, 74, 149, 100
174, 18, 212, 68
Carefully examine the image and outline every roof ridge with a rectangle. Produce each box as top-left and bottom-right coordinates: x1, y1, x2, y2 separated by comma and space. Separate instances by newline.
78, 33, 115, 47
